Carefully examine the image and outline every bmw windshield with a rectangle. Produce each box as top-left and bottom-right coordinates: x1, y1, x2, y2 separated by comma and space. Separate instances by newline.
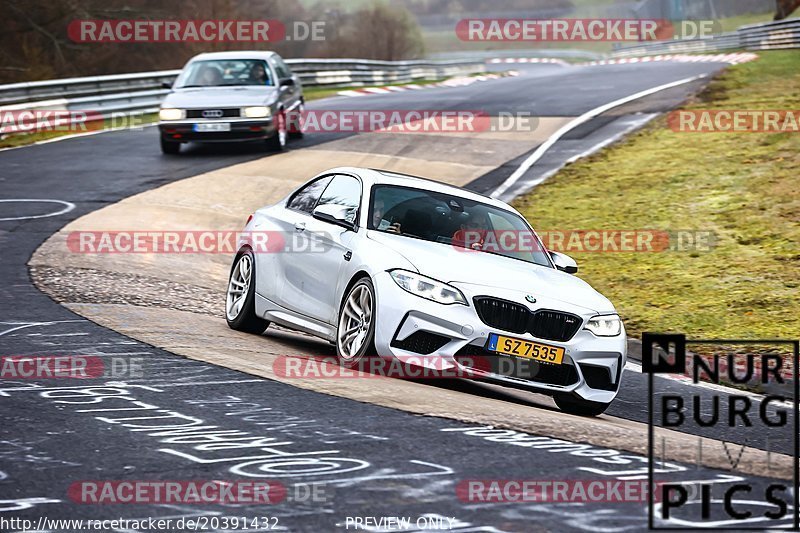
369, 184, 553, 268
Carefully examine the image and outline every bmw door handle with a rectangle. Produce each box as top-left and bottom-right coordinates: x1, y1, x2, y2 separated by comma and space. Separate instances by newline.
294, 222, 306, 232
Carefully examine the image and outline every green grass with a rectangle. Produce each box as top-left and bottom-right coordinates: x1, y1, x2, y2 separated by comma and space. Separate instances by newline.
718, 12, 777, 33
513, 50, 800, 340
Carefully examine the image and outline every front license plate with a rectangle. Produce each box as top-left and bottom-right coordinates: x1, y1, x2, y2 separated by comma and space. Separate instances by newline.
487, 333, 564, 364
194, 122, 230, 132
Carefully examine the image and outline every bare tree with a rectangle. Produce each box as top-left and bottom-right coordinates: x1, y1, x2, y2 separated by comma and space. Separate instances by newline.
775, 0, 800, 19
322, 2, 425, 61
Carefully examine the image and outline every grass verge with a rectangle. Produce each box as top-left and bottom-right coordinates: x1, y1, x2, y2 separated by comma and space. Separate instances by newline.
514, 50, 800, 340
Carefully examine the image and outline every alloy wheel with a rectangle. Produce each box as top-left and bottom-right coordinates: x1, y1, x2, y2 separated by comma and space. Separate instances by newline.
226, 254, 252, 320
338, 284, 373, 360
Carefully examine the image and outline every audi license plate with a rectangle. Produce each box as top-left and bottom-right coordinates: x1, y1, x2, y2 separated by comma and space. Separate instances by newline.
194, 123, 230, 132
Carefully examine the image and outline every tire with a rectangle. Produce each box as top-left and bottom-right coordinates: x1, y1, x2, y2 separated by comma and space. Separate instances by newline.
160, 137, 181, 155
266, 110, 287, 151
336, 277, 377, 369
225, 249, 269, 334
553, 393, 611, 417
288, 103, 304, 139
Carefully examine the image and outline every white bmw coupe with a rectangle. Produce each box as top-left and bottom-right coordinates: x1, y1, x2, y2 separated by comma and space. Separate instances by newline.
226, 167, 626, 416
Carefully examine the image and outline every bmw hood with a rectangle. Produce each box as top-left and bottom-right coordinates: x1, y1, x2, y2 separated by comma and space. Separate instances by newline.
368, 231, 615, 315
162, 86, 279, 108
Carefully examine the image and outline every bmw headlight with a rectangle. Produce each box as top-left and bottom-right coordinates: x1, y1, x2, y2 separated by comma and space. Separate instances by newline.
158, 108, 184, 121
243, 106, 271, 118
389, 270, 467, 306
585, 314, 622, 336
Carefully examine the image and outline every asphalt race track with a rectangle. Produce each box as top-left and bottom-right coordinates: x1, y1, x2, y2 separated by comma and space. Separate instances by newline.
1, 59, 793, 532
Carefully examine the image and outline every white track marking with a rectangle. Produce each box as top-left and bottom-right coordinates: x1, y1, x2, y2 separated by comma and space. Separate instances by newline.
624, 360, 793, 409
0, 320, 85, 337
0, 199, 75, 221
490, 74, 707, 200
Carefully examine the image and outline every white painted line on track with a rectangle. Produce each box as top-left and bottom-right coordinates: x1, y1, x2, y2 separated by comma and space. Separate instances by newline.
0, 199, 75, 221
145, 379, 267, 387
624, 360, 792, 409
490, 74, 707, 200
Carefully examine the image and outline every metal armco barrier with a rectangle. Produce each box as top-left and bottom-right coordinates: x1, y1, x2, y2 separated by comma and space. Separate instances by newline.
612, 17, 800, 57
0, 58, 486, 122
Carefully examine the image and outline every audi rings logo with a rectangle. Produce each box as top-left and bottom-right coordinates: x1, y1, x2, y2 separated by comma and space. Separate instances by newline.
202, 109, 224, 118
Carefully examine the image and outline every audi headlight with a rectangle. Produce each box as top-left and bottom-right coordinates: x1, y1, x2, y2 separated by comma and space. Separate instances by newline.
158, 108, 184, 121
389, 270, 467, 305
243, 106, 271, 118
585, 314, 622, 336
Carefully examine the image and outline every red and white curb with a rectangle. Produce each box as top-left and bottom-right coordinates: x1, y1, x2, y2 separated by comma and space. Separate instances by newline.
488, 57, 569, 66
582, 52, 759, 66
487, 52, 758, 67
336, 72, 519, 97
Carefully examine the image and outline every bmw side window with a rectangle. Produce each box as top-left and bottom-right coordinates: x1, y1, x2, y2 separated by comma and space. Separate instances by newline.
287, 176, 332, 214
317, 175, 361, 224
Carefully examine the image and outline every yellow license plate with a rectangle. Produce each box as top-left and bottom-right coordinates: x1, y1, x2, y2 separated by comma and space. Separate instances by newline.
487, 333, 564, 364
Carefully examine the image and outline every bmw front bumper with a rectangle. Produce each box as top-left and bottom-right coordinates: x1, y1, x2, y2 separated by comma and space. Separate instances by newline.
372, 270, 627, 404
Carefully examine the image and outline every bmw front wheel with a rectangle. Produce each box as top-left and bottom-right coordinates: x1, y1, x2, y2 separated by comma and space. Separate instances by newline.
336, 278, 377, 368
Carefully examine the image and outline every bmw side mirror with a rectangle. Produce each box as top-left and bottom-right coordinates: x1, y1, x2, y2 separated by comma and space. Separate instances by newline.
550, 251, 578, 274
312, 204, 356, 231
161, 81, 173, 90
280, 78, 295, 87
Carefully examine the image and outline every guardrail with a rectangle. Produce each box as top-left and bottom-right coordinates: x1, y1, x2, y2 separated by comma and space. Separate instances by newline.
612, 17, 800, 57
0, 58, 486, 128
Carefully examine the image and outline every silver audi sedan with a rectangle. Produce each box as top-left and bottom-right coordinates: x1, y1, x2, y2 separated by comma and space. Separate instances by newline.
158, 51, 303, 154
226, 167, 627, 416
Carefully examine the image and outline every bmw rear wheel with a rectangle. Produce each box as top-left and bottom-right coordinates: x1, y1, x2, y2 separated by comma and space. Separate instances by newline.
226, 249, 269, 334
